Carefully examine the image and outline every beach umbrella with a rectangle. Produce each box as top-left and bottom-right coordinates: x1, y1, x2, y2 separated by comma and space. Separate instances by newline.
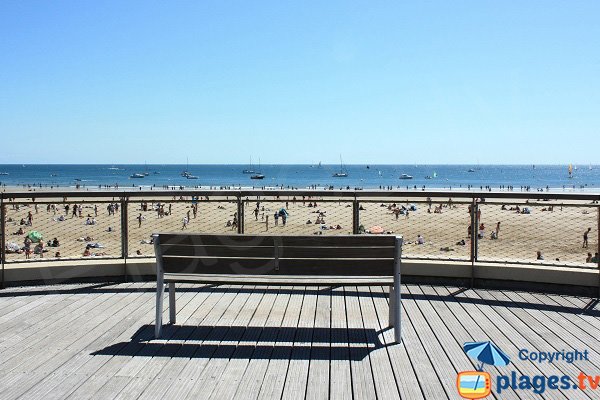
369, 225, 384, 234
27, 231, 43, 243
463, 341, 511, 370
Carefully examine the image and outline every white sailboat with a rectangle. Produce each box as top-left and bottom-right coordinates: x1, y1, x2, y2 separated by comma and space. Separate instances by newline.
332, 155, 348, 177
251, 158, 265, 179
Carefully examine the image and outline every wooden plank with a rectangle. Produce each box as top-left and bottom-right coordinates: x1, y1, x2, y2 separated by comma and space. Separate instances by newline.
255, 287, 305, 400
345, 286, 377, 399
356, 286, 400, 400
163, 273, 393, 285
131, 288, 244, 399
206, 287, 282, 400
0, 283, 158, 399
305, 287, 331, 400
328, 286, 352, 400
95, 287, 223, 400
528, 291, 600, 333
223, 287, 294, 400
157, 233, 396, 247
0, 282, 145, 373
420, 285, 521, 400
368, 286, 425, 400
371, 285, 448, 399
162, 256, 394, 276
450, 287, 575, 400
279, 285, 318, 400
160, 244, 395, 259
183, 286, 267, 399
482, 289, 600, 376
396, 285, 461, 398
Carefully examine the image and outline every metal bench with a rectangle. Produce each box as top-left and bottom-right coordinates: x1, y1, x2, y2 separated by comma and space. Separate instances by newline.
153, 233, 403, 342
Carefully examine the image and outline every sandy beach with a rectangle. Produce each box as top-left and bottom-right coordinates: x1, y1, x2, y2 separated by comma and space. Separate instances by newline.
3, 193, 598, 268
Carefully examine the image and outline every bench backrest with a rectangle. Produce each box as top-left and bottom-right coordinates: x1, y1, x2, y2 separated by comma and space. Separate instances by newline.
154, 233, 402, 277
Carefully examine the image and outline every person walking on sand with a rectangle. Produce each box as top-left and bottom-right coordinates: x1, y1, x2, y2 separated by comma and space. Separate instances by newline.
137, 213, 143, 228
265, 214, 269, 231
495, 222, 501, 238
583, 228, 591, 248
274, 212, 279, 226
254, 207, 259, 221
182, 216, 189, 230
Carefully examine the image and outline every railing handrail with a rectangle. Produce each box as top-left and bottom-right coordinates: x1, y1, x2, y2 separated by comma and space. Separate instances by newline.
2, 189, 599, 201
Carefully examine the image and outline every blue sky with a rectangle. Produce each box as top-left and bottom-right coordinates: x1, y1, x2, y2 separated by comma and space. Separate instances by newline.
1, 1, 598, 164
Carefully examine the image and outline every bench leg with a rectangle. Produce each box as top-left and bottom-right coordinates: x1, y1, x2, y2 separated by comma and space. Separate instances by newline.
389, 284, 402, 343
155, 280, 165, 339
388, 284, 395, 328
169, 282, 176, 324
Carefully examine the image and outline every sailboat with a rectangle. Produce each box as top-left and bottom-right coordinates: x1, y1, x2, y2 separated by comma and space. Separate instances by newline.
425, 171, 437, 179
242, 156, 255, 174
589, 164, 593, 170
332, 155, 348, 177
250, 159, 265, 179
181, 158, 191, 177
568, 164, 574, 178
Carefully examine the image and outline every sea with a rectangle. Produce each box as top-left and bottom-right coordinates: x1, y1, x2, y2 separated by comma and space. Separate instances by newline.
0, 164, 598, 191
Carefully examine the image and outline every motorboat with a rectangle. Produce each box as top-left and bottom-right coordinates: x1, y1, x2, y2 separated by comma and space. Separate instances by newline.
468, 169, 476, 172
186, 175, 198, 179
0, 172, 9, 175
399, 174, 413, 180
250, 174, 265, 180
130, 173, 145, 178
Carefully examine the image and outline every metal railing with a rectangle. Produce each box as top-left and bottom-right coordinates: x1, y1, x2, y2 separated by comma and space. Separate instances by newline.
1, 189, 599, 285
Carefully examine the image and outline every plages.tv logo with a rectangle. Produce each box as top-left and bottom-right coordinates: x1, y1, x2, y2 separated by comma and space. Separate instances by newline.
457, 341, 511, 399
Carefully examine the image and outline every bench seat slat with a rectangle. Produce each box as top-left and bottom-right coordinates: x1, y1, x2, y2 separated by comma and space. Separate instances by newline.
162, 256, 394, 276
158, 233, 396, 247
160, 244, 395, 259
163, 273, 393, 286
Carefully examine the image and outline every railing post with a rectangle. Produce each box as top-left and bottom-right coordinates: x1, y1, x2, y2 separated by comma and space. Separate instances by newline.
237, 194, 244, 234
121, 197, 129, 260
352, 198, 359, 234
469, 197, 478, 288
1, 196, 5, 289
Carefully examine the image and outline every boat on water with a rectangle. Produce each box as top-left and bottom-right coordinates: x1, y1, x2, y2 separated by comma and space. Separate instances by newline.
186, 175, 198, 179
425, 171, 437, 179
468, 168, 476, 173
242, 156, 255, 174
130, 173, 145, 179
181, 157, 197, 178
399, 174, 413, 180
250, 158, 265, 179
568, 164, 574, 178
332, 155, 348, 177
0, 172, 9, 176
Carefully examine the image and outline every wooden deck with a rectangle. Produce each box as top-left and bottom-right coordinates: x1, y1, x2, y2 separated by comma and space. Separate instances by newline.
0, 282, 599, 399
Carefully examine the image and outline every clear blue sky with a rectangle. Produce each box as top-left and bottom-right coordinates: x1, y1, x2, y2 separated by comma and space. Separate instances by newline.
1, 1, 598, 165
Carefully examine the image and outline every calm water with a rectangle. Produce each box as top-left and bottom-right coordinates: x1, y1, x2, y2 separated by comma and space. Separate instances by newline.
0, 164, 598, 191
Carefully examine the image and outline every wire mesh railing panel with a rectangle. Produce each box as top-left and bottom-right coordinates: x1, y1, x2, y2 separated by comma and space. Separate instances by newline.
4, 200, 122, 262
358, 198, 472, 260
476, 201, 599, 267
126, 196, 239, 257
243, 196, 354, 235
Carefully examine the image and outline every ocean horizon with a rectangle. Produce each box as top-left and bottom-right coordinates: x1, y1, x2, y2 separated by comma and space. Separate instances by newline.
1, 164, 598, 191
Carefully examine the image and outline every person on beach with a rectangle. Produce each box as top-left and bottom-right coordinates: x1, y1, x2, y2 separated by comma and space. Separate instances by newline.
182, 216, 189, 230
137, 213, 143, 228
495, 222, 501, 238
586, 253, 593, 263
254, 207, 259, 220
417, 235, 425, 245
265, 214, 269, 231
274, 212, 279, 226
536, 251, 544, 260
591, 253, 599, 263
583, 228, 591, 248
